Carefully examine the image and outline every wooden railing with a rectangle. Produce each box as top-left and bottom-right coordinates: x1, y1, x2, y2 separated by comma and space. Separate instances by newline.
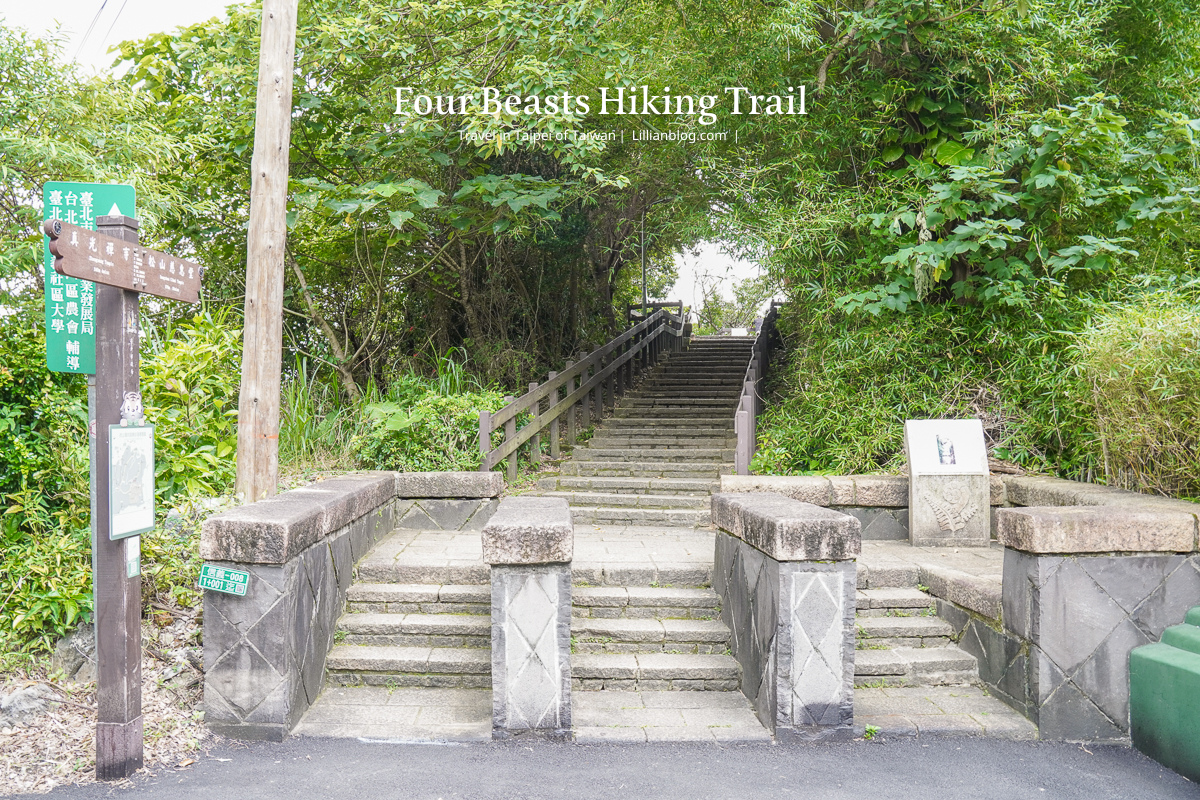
734, 301, 782, 475
479, 307, 688, 479
626, 301, 684, 325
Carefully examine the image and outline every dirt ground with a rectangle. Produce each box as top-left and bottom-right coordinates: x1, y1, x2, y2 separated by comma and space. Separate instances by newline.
1, 609, 211, 795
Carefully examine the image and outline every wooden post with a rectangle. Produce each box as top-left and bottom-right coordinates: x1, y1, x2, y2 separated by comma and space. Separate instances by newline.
93, 215, 143, 781
564, 361, 577, 445
528, 382, 541, 465
503, 396, 517, 482
578, 351, 591, 429
478, 409, 491, 471
548, 372, 560, 459
235, 0, 299, 503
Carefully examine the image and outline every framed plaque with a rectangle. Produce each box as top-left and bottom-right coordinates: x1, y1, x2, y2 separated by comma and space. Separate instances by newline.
109, 424, 155, 539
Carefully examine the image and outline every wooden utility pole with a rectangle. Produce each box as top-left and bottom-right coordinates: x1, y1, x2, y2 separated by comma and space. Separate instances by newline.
235, 0, 299, 502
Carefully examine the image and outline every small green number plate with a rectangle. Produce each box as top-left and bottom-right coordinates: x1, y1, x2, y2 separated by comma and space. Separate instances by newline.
198, 564, 250, 596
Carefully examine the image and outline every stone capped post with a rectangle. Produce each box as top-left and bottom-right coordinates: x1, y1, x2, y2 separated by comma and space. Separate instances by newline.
482, 496, 574, 738
711, 492, 861, 741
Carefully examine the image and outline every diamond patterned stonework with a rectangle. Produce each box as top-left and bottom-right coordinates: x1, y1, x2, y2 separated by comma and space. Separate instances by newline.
714, 530, 856, 740
788, 571, 846, 727
1002, 549, 1200, 741
490, 565, 572, 737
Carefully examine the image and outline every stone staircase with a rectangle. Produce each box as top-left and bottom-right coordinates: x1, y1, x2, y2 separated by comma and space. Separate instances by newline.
537, 337, 754, 696
853, 585, 979, 688
540, 336, 753, 527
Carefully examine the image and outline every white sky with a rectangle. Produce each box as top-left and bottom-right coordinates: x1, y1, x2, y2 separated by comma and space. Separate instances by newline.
3, 0, 237, 74
6, 1, 761, 309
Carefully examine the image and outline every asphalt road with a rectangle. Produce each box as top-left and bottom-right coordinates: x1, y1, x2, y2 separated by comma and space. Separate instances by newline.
20, 736, 1199, 800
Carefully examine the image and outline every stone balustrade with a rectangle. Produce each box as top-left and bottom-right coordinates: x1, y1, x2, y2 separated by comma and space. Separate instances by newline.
200, 471, 503, 741
483, 496, 574, 739
710, 492, 861, 740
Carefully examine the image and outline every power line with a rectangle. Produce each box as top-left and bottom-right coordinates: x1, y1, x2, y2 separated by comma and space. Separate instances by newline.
99, 0, 132, 59
73, 0, 110, 61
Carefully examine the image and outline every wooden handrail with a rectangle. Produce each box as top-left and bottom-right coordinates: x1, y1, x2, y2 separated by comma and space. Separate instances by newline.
479, 306, 688, 478
734, 301, 782, 475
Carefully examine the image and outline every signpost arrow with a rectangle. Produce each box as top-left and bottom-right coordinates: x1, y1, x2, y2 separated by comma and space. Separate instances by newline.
44, 220, 205, 303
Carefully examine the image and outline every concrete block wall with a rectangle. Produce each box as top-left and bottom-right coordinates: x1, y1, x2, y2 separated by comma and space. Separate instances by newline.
711, 492, 860, 740
200, 471, 503, 741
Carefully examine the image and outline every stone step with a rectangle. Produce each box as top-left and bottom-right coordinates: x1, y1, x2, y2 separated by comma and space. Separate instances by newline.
855, 587, 937, 617
355, 559, 488, 586
346, 583, 489, 615
337, 613, 490, 648
325, 645, 491, 689
853, 646, 978, 688
589, 426, 735, 437
569, 507, 712, 526
572, 653, 740, 691
624, 398, 741, 407
630, 392, 743, 401
600, 418, 735, 429
588, 437, 738, 450
573, 448, 735, 462
542, 491, 709, 509
572, 586, 720, 619
613, 408, 734, 419
538, 476, 717, 495
558, 461, 729, 478
856, 616, 953, 648
572, 618, 730, 654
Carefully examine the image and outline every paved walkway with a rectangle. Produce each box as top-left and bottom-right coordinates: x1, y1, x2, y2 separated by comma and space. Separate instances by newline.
856, 686, 1037, 739
574, 691, 771, 743
33, 737, 1199, 800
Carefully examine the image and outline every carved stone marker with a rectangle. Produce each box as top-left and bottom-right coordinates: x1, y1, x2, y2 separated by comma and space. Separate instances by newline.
904, 418, 990, 547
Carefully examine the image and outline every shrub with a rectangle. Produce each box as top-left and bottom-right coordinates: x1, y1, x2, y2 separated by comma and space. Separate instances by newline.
140, 308, 241, 502
357, 389, 509, 472
751, 299, 1096, 478
1076, 295, 1200, 497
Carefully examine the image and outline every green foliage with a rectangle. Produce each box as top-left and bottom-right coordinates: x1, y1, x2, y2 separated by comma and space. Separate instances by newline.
141, 309, 242, 502
0, 524, 93, 654
1076, 294, 1200, 497
752, 300, 1097, 477
358, 389, 508, 473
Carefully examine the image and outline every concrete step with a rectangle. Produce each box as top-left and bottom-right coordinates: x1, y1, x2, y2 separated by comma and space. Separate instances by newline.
558, 461, 729, 478
587, 437, 738, 450
346, 583, 489, 615
856, 587, 937, 617
573, 652, 740, 691
543, 491, 708, 509
572, 617, 730, 654
573, 448, 735, 462
613, 408, 734, 419
599, 419, 735, 430
856, 616, 953, 648
853, 647, 978, 688
569, 507, 711, 526
589, 426, 735, 438
573, 586, 720, 619
326, 645, 491, 688
538, 476, 717, 495
337, 613, 490, 648
624, 398, 741, 407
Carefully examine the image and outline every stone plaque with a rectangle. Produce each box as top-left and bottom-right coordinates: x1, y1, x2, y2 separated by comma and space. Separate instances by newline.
44, 219, 204, 303
904, 419, 990, 547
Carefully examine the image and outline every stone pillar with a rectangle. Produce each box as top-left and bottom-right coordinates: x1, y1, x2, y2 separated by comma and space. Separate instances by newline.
482, 496, 574, 739
998, 505, 1199, 741
711, 492, 861, 741
904, 418, 991, 546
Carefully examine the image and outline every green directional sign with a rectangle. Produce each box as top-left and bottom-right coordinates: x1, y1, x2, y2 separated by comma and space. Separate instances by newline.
42, 182, 136, 374
198, 564, 250, 596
